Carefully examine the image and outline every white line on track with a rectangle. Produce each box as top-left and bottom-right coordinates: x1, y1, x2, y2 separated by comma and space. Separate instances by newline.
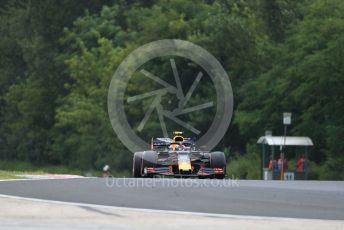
0, 193, 343, 224
0, 177, 95, 182
0, 179, 38, 182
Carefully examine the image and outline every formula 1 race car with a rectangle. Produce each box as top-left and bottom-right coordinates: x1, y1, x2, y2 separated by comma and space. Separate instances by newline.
132, 132, 226, 179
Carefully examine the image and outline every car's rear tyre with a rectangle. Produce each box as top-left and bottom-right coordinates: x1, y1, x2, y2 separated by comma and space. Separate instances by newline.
133, 152, 143, 177
142, 151, 158, 178
210, 151, 226, 179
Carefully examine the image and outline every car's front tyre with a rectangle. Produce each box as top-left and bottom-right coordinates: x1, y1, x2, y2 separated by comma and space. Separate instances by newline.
142, 151, 158, 178
133, 152, 143, 178
210, 151, 226, 179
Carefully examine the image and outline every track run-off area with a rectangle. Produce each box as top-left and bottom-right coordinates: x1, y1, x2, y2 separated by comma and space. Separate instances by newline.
0, 178, 344, 221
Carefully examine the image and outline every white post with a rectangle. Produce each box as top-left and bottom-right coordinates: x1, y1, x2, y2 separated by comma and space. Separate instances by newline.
281, 113, 292, 180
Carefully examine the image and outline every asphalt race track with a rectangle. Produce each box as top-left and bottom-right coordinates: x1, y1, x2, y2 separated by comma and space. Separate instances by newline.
0, 178, 343, 220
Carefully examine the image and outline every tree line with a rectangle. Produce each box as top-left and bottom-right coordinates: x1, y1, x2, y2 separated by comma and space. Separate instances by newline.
0, 0, 343, 179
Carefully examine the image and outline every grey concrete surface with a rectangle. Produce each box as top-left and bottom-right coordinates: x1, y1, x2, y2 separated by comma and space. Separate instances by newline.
1, 197, 343, 230
0, 178, 343, 220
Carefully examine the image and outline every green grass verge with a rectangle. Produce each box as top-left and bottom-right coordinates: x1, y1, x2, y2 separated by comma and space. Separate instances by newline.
0, 170, 25, 179
0, 160, 131, 179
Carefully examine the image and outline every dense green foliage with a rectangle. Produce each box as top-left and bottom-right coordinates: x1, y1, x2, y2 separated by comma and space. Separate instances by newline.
0, 0, 343, 179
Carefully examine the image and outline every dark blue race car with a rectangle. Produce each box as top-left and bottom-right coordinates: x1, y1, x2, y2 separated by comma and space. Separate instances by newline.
132, 132, 226, 179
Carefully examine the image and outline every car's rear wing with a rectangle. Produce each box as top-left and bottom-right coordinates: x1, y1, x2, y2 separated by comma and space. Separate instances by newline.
151, 137, 196, 150
152, 138, 172, 145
